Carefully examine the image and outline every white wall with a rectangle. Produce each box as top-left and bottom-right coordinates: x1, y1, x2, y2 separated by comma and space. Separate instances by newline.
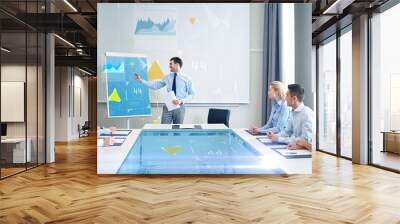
72, 73, 89, 138
97, 4, 264, 129
281, 4, 295, 86
55, 67, 68, 141
55, 67, 89, 141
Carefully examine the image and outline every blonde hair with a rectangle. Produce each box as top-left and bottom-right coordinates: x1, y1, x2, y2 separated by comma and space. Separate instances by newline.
270, 81, 286, 101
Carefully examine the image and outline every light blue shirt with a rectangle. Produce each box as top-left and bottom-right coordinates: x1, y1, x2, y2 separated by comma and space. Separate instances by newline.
260, 100, 290, 134
141, 72, 194, 103
278, 103, 314, 144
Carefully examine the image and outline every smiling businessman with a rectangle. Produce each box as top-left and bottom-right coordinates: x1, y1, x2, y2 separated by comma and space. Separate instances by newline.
134, 57, 194, 124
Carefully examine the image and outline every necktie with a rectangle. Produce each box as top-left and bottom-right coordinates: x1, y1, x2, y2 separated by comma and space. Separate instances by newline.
172, 73, 177, 95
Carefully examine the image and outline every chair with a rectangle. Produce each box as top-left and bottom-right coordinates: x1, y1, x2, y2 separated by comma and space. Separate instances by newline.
79, 121, 90, 138
207, 108, 231, 127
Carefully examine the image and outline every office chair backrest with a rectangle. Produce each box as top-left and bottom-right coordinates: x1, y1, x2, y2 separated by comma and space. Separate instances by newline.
82, 121, 90, 130
207, 108, 231, 127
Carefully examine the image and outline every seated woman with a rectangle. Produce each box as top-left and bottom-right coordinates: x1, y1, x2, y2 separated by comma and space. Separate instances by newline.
249, 81, 290, 134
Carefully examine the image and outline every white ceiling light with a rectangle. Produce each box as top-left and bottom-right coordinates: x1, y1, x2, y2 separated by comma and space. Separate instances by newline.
78, 67, 93, 76
54, 34, 75, 48
1, 47, 11, 53
63, 0, 78, 12
323, 0, 354, 15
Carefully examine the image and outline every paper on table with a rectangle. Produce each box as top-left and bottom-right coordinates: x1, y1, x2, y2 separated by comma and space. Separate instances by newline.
112, 138, 125, 144
257, 137, 272, 144
165, 91, 180, 111
276, 149, 311, 156
269, 144, 288, 150
112, 130, 131, 135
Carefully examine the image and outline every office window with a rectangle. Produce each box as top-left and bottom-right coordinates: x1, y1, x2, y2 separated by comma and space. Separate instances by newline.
281, 4, 295, 85
340, 29, 352, 158
317, 36, 337, 154
371, 3, 400, 171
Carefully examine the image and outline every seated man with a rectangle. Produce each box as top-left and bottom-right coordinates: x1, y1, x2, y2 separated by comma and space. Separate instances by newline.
267, 84, 314, 151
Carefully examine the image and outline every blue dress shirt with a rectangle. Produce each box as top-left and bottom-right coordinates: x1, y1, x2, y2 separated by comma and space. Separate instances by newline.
260, 100, 290, 134
141, 72, 195, 103
278, 103, 314, 144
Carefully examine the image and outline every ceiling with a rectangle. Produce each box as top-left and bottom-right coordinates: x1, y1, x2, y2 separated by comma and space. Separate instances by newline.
0, 0, 393, 75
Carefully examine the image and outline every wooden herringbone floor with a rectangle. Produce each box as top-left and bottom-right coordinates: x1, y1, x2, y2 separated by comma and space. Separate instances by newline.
1, 136, 400, 224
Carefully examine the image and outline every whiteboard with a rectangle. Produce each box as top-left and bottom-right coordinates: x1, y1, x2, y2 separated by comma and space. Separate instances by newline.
98, 3, 250, 104
1, 82, 25, 122
105, 52, 152, 117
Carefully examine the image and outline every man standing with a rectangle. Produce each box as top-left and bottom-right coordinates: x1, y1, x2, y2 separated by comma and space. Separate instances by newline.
267, 84, 314, 150
134, 57, 194, 124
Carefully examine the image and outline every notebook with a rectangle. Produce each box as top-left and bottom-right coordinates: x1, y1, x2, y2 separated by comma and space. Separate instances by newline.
256, 137, 311, 159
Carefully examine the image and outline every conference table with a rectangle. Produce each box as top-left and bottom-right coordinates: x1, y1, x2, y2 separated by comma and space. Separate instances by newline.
97, 124, 312, 175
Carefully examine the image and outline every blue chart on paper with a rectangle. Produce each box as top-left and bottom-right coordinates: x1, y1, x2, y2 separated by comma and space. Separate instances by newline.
104, 53, 151, 117
134, 18, 176, 35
